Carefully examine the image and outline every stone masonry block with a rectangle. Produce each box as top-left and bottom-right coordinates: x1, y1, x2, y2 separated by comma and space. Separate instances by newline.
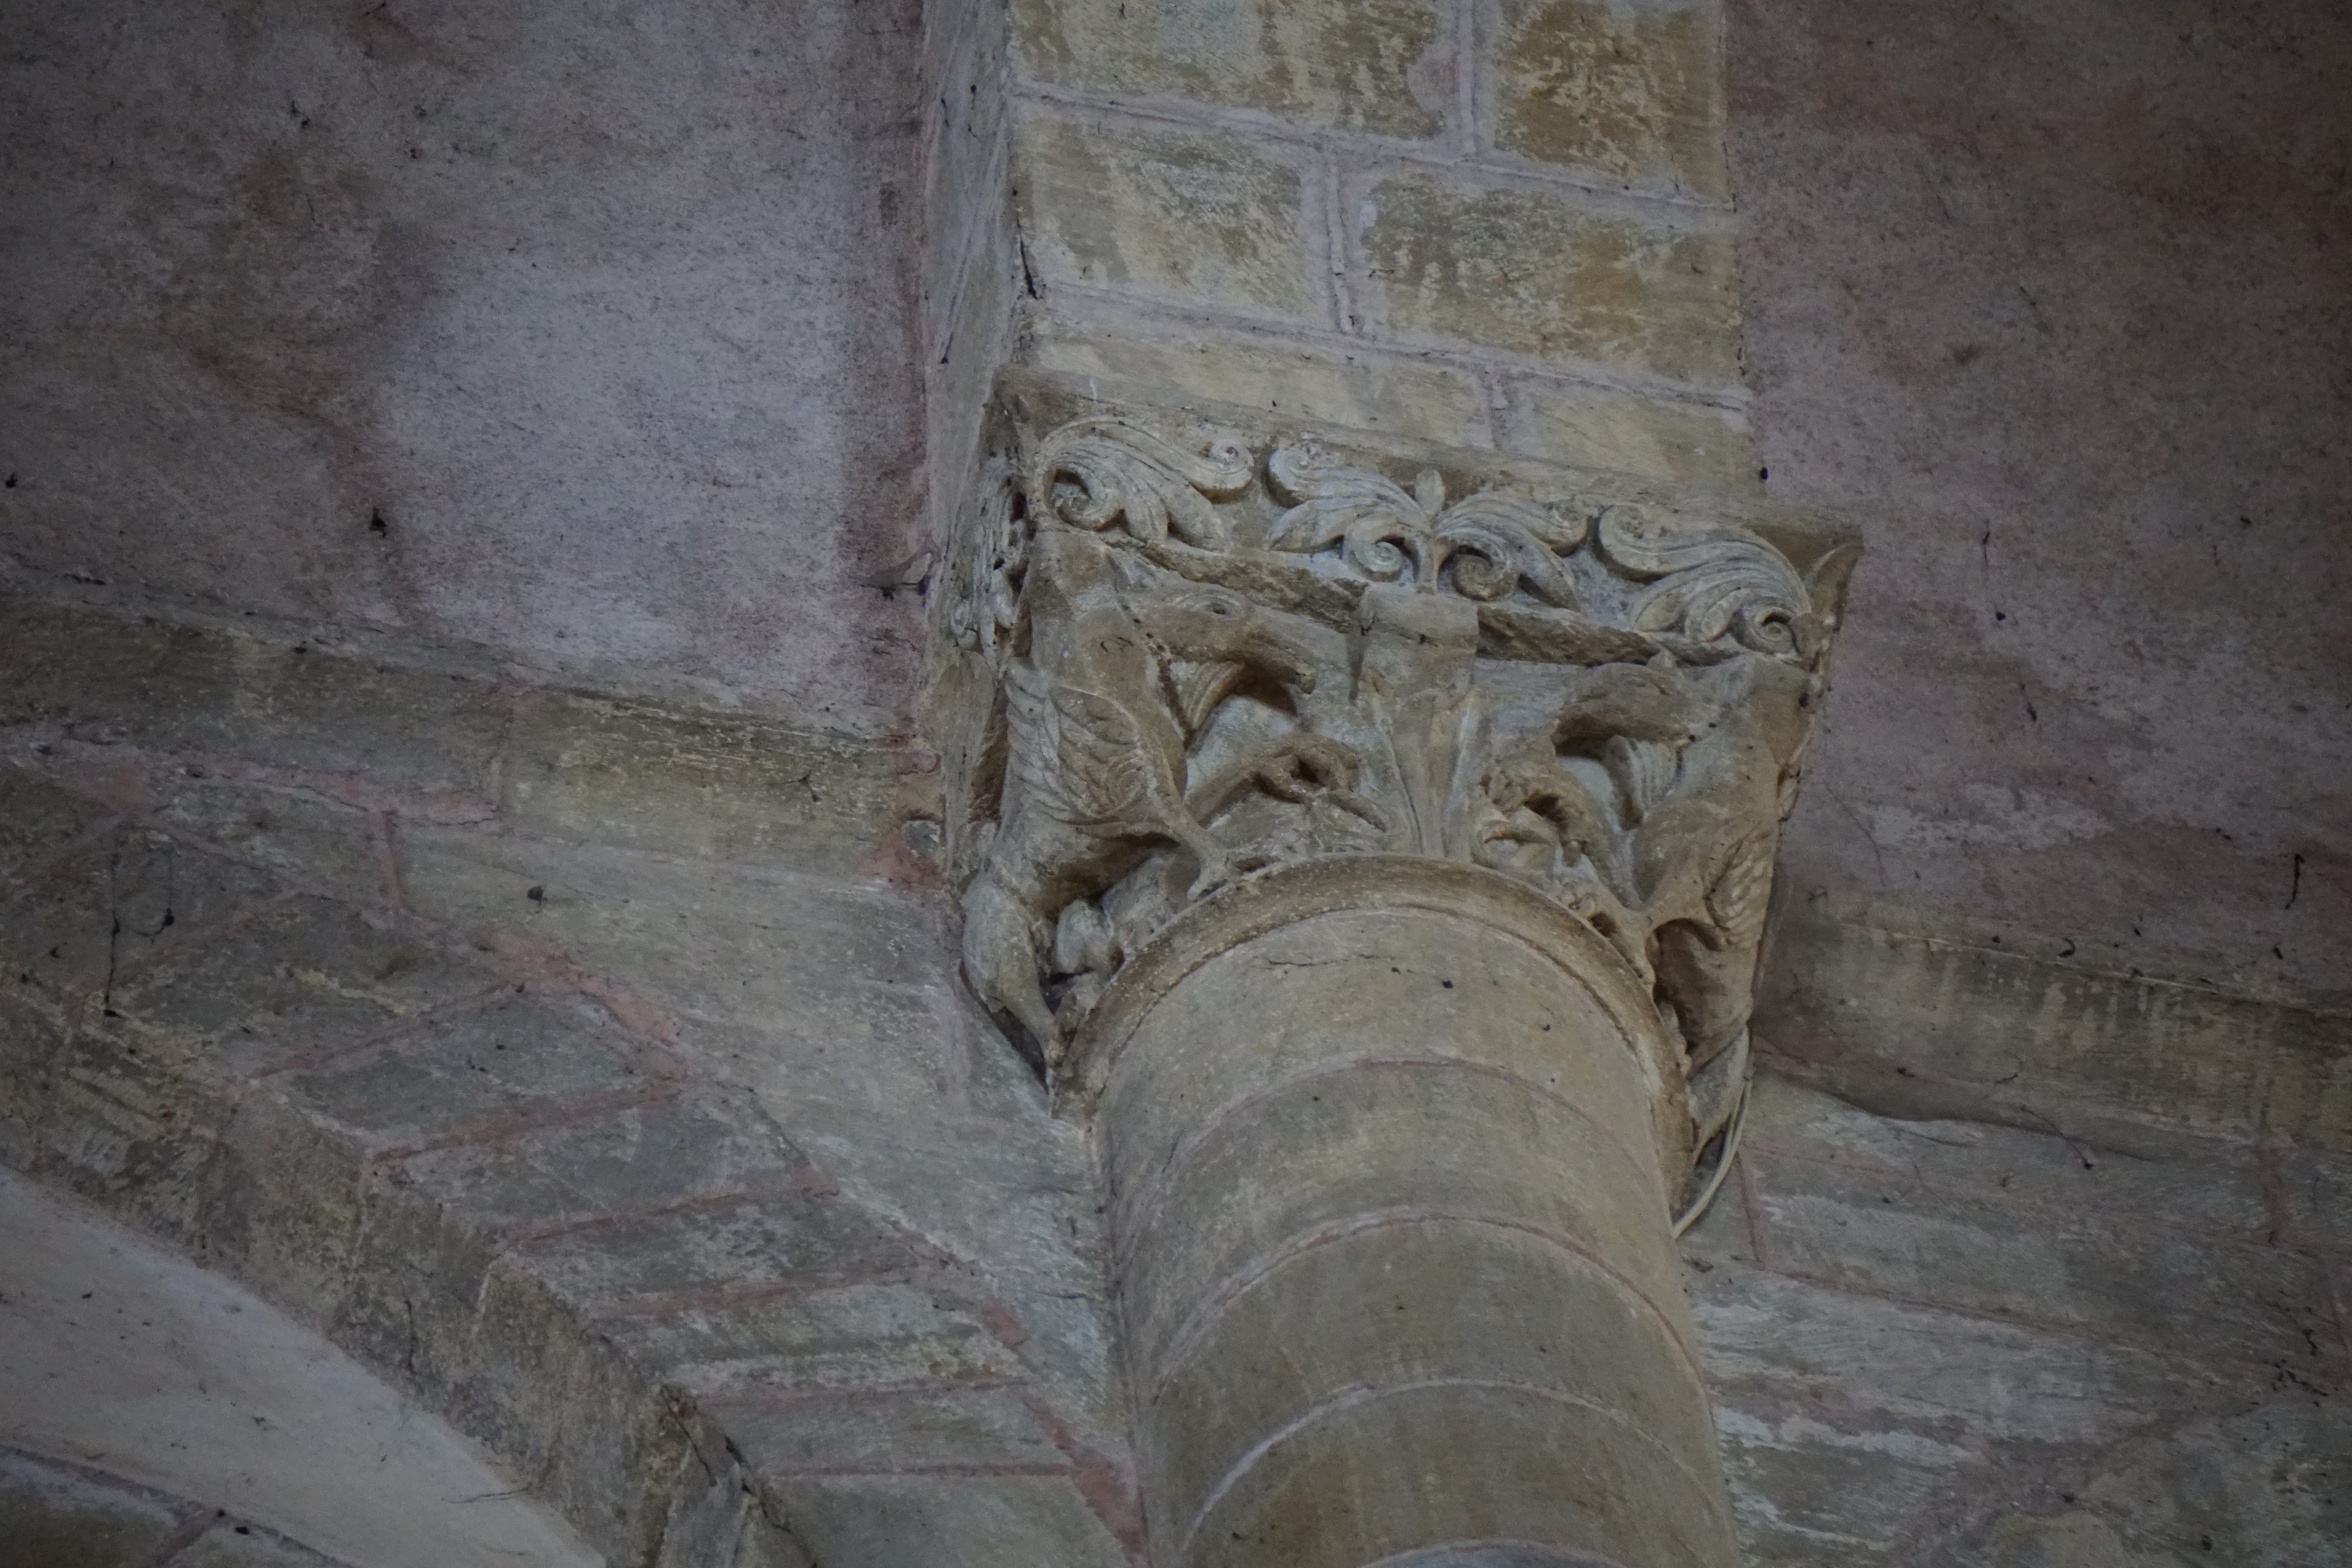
103, 895, 482, 1085
395, 827, 953, 1029
0, 989, 65, 1168
501, 691, 905, 875
1688, 1262, 2250, 1565
613, 1282, 1024, 1402
151, 779, 386, 908
1743, 1148, 2341, 1371
0, 763, 110, 882
1024, 309, 1490, 446
509, 1191, 918, 1309
469, 1257, 689, 1567
724, 1385, 1066, 1476
1688, 1265, 2230, 1452
1358, 171, 1738, 383
0, 600, 507, 807
1013, 111, 1324, 320
192, 1088, 369, 1329
335, 1164, 508, 1416
1489, 0, 1727, 199
0, 830, 282, 1003
283, 994, 652, 1154
1756, 917, 2305, 1141
923, 0, 1010, 343
1013, 0, 1449, 139
36, 1025, 232, 1245
1740, 1075, 2275, 1240
389, 1090, 810, 1239
1499, 373, 1757, 489
770, 1473, 1129, 1568
2264, 1011, 2352, 1155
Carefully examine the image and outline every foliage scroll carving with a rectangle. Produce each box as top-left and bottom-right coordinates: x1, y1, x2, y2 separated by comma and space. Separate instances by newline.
950, 416, 1853, 1163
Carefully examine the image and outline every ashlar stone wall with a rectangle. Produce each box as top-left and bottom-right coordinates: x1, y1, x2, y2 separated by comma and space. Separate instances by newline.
989, 0, 1760, 494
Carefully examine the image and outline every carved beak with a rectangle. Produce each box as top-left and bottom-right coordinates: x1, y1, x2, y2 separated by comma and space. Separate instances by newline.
1241, 616, 1325, 694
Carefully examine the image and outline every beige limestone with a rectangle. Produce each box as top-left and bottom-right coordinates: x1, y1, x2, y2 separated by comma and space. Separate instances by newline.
1490, 0, 1728, 199
1498, 373, 1758, 490
1084, 863, 1733, 1566
1022, 309, 1494, 449
1012, 112, 1326, 321
1012, 0, 1452, 139
1358, 172, 1740, 385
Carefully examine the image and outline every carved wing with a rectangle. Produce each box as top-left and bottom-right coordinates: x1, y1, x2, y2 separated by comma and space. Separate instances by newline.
1004, 662, 1154, 830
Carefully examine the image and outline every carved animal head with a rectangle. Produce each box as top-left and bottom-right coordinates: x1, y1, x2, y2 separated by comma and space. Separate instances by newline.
1553, 663, 1713, 752
1135, 585, 1324, 694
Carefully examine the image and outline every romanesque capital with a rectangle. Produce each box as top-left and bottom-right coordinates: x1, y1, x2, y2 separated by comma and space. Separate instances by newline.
946, 408, 1853, 1179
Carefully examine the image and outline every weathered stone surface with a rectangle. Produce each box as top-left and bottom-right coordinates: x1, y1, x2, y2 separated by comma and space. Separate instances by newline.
1023, 310, 1491, 447
0, 602, 508, 810
284, 994, 655, 1153
509, 1192, 916, 1310
1013, 112, 1324, 319
1741, 1076, 2274, 1239
2266, 1020, 2352, 1156
387, 1091, 807, 1241
176, 1523, 348, 1568
726, 1385, 1067, 1476
37, 1027, 235, 1245
102, 896, 480, 1085
771, 1472, 1130, 1568
1491, 0, 1727, 198
0, 831, 283, 1001
1746, 1148, 2337, 1368
1756, 912, 2338, 1142
501, 691, 907, 875
0, 0, 930, 729
192, 1089, 369, 1328
1499, 373, 1756, 488
1936, 1392, 2352, 1567
1686, 1071, 2352, 1564
394, 827, 955, 1031
0, 1175, 600, 1567
1358, 172, 1739, 382
150, 781, 386, 910
0, 1448, 183, 1568
1012, 0, 1449, 139
617, 1283, 1025, 1400
1732, 0, 2352, 1021
1355, 172, 1740, 383
0, 991, 65, 1168
0, 764, 111, 880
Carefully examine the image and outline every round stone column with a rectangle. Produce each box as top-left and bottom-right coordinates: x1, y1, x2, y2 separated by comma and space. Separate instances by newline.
1067, 857, 1736, 1568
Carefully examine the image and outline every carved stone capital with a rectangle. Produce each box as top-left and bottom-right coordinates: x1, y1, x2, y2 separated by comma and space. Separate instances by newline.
945, 406, 1853, 1185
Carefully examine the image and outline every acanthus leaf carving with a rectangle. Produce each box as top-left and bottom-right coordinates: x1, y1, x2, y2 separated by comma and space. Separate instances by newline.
1029, 416, 1253, 550
950, 415, 1850, 1164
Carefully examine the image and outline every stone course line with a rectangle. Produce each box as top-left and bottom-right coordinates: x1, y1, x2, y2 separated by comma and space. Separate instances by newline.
1111, 1052, 1665, 1272
1144, 1206, 1709, 1398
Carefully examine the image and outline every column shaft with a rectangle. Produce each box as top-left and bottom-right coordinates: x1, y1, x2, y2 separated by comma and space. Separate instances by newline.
1081, 860, 1738, 1568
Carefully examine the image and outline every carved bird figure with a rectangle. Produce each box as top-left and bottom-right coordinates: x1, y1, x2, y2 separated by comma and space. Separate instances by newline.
961, 529, 1333, 1063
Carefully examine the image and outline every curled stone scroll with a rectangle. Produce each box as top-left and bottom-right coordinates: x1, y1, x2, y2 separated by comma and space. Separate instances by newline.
950, 414, 1852, 1178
